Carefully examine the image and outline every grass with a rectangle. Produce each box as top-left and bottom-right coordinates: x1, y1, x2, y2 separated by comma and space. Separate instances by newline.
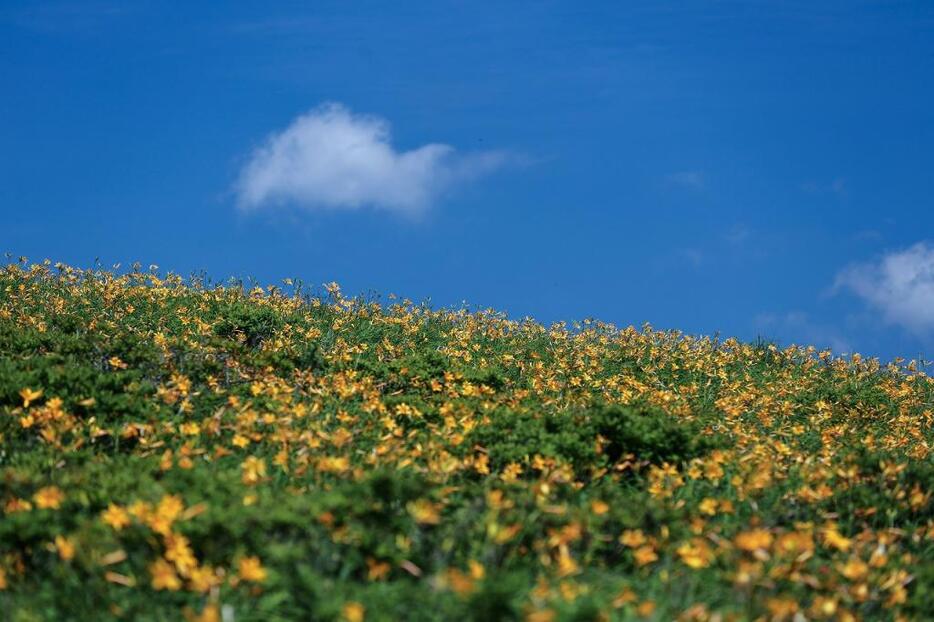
0, 259, 931, 621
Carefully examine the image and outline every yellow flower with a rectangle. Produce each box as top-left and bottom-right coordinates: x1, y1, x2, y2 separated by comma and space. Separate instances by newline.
885, 584, 907, 607
237, 556, 267, 583
19, 387, 43, 408
677, 540, 714, 569
501, 462, 523, 482
274, 449, 289, 472
698, 498, 718, 516
735, 529, 773, 553
366, 558, 391, 581
149, 558, 181, 591
342, 601, 365, 622
34, 486, 64, 510
157, 495, 184, 520
766, 597, 798, 619
194, 605, 220, 622
612, 588, 637, 608
526, 610, 555, 622
590, 500, 610, 515
4, 497, 32, 513
632, 545, 658, 567
908, 483, 929, 509
127, 500, 153, 522
188, 565, 219, 593
0, 567, 7, 590
556, 546, 580, 577
101, 504, 131, 530
407, 499, 442, 525
159, 449, 174, 471
446, 568, 475, 595
619, 529, 647, 548
838, 558, 869, 581
163, 533, 197, 577
775, 531, 814, 556
54, 535, 75, 561
809, 596, 838, 618
180, 422, 200, 436
636, 600, 656, 617
241, 456, 267, 485
147, 495, 185, 535
822, 525, 852, 552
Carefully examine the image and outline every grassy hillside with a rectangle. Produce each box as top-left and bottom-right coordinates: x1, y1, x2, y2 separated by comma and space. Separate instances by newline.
0, 260, 931, 621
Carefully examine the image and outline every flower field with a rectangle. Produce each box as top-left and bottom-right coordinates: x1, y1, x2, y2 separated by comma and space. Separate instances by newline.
0, 260, 931, 621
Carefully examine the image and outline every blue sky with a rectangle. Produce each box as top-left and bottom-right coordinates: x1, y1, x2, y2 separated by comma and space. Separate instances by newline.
3, 1, 934, 361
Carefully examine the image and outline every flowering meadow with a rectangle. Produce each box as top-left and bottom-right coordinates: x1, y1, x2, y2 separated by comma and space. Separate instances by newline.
0, 260, 931, 621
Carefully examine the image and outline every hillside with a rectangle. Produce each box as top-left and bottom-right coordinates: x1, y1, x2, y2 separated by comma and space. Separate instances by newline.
0, 260, 931, 621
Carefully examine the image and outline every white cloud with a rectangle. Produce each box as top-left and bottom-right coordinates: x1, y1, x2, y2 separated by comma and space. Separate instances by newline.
235, 102, 508, 214
835, 242, 934, 334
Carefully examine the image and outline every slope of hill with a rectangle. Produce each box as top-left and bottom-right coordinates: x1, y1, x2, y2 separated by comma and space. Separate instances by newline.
0, 261, 931, 620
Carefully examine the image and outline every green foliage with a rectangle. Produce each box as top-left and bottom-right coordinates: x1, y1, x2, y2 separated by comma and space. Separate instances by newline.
466, 403, 713, 477
214, 302, 284, 348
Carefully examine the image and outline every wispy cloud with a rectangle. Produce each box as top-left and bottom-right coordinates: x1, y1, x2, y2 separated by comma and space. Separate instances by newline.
664, 171, 704, 190
835, 242, 934, 335
235, 103, 510, 215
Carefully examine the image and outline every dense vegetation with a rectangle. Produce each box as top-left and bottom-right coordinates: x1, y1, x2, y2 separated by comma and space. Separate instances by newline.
0, 260, 931, 621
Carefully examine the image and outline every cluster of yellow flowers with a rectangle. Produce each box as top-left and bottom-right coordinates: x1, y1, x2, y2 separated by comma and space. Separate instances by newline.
0, 261, 931, 620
